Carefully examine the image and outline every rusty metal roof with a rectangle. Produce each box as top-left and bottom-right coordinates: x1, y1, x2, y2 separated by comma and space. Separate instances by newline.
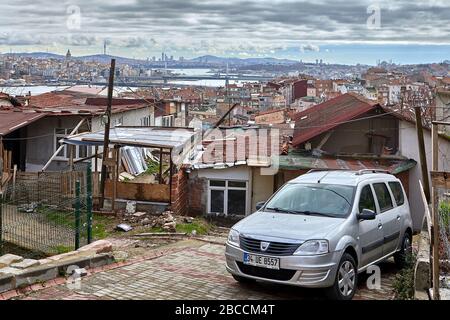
0, 111, 45, 136
279, 151, 416, 175
291, 93, 379, 147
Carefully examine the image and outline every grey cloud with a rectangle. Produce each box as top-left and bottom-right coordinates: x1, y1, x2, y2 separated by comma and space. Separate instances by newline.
0, 0, 449, 55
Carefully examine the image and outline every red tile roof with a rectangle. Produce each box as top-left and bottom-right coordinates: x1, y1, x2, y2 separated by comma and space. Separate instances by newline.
291, 93, 379, 147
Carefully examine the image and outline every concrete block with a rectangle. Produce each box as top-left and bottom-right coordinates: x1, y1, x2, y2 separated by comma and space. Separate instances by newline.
0, 267, 23, 275
77, 240, 113, 254
0, 274, 15, 294
89, 253, 115, 268
0, 254, 24, 268
11, 259, 40, 270
14, 265, 59, 287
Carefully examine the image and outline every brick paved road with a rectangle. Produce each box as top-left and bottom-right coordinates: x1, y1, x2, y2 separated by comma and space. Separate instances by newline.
15, 240, 397, 300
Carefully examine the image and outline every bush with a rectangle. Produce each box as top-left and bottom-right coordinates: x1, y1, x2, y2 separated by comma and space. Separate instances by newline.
440, 201, 450, 229
393, 253, 417, 300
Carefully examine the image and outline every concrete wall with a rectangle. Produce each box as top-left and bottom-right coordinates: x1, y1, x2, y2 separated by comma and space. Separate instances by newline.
251, 168, 274, 211
188, 166, 252, 216
399, 120, 450, 232
25, 116, 88, 172
91, 106, 153, 132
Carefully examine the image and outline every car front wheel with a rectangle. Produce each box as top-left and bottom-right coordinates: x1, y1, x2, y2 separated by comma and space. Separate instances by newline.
325, 253, 357, 300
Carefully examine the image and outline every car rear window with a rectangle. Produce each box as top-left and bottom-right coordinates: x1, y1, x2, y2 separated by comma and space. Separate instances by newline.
373, 183, 394, 212
388, 182, 405, 206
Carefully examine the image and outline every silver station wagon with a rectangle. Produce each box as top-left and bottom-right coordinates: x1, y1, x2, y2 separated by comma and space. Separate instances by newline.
225, 170, 413, 300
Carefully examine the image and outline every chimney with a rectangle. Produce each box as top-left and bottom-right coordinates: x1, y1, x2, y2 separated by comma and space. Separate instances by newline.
25, 91, 31, 106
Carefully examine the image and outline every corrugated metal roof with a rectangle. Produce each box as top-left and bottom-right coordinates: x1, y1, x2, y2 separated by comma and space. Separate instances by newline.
0, 111, 45, 136
63, 126, 197, 149
291, 93, 379, 147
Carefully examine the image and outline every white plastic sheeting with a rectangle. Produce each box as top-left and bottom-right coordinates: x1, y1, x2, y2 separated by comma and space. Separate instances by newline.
122, 147, 148, 176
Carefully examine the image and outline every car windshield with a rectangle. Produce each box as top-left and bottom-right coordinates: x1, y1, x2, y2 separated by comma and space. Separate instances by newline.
265, 183, 355, 218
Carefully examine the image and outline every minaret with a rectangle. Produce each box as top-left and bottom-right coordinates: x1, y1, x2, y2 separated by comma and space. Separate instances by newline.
103, 41, 107, 55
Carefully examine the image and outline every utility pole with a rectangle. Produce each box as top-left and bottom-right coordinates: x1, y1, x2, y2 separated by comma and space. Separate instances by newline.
414, 106, 430, 202
99, 58, 116, 209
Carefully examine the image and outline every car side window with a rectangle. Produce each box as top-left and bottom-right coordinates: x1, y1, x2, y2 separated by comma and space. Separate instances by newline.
388, 182, 405, 206
359, 185, 376, 213
373, 183, 394, 212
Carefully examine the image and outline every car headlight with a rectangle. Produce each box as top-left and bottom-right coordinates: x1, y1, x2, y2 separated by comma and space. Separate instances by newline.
294, 240, 329, 256
227, 229, 240, 247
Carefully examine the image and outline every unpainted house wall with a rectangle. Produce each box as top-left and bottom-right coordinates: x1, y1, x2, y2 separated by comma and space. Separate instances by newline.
251, 168, 274, 211
398, 120, 450, 232
25, 116, 88, 172
91, 107, 154, 131
188, 166, 252, 216
309, 115, 398, 155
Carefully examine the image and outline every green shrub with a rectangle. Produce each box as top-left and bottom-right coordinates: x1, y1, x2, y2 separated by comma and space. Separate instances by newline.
393, 253, 417, 300
439, 201, 450, 228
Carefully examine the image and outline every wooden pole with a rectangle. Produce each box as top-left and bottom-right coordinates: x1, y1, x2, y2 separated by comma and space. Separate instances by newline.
111, 148, 118, 212
414, 106, 431, 202
159, 148, 163, 184
99, 59, 116, 209
431, 123, 440, 300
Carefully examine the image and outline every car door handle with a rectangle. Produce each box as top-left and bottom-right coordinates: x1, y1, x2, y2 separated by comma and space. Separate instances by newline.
397, 215, 401, 221
378, 223, 383, 229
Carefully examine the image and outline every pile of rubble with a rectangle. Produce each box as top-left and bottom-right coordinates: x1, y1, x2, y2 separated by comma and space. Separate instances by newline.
121, 209, 179, 233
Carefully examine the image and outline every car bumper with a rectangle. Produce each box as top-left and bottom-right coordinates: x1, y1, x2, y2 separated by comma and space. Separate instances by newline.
225, 243, 340, 288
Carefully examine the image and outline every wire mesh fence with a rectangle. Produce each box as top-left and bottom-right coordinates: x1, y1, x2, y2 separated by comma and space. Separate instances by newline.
0, 163, 93, 258
438, 188, 450, 290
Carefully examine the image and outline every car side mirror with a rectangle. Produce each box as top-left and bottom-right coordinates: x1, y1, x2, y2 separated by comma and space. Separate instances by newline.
357, 209, 376, 221
256, 201, 266, 211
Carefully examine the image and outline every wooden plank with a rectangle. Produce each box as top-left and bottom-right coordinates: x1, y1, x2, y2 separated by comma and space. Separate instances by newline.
431, 171, 450, 189
104, 180, 170, 202
419, 180, 432, 238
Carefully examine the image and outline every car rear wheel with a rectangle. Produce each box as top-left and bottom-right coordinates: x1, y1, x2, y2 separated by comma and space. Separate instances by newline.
232, 274, 256, 284
325, 253, 357, 300
394, 232, 412, 269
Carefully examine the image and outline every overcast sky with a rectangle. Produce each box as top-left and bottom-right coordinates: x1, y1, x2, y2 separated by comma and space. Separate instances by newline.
1, 0, 449, 63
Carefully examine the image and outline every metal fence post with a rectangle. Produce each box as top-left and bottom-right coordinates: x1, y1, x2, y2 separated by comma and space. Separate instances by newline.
86, 163, 93, 244
75, 180, 81, 250
0, 200, 3, 256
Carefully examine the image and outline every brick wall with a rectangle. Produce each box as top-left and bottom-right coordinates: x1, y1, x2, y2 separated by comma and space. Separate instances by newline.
170, 168, 188, 216
187, 175, 207, 217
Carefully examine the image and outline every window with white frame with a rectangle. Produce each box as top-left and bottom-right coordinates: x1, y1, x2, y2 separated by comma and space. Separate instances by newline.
54, 128, 89, 160
208, 180, 248, 215
162, 115, 174, 127
140, 115, 153, 126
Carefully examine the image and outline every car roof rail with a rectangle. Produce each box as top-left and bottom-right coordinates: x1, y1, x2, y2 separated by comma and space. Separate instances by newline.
307, 168, 348, 174
355, 169, 390, 175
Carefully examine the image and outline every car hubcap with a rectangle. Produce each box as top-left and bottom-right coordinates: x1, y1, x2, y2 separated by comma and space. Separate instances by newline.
404, 237, 411, 252
338, 261, 355, 297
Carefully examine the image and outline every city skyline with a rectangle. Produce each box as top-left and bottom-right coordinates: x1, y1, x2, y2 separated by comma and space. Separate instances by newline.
1, 1, 449, 65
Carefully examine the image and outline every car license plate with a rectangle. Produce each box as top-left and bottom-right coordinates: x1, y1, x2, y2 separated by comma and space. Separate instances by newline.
243, 252, 280, 270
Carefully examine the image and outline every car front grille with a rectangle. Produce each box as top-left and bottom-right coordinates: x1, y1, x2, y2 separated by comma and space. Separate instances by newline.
236, 262, 297, 281
239, 236, 300, 256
